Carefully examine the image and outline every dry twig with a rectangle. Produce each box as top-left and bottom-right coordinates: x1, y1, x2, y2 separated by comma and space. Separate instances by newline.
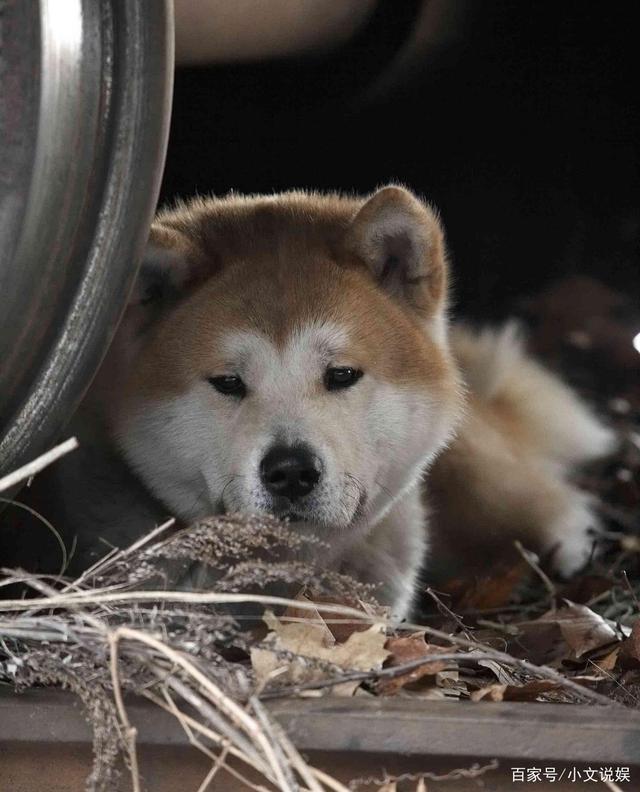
0, 437, 78, 493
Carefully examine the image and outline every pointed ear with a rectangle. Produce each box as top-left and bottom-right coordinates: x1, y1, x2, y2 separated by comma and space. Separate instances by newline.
345, 186, 448, 326
129, 223, 204, 307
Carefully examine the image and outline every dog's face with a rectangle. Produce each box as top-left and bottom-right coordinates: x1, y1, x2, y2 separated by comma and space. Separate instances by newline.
108, 187, 462, 538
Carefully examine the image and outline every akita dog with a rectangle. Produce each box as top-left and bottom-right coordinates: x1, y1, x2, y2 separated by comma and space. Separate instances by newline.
15, 186, 614, 618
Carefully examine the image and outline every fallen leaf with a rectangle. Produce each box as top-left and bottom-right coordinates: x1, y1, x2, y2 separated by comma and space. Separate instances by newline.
559, 575, 614, 604
471, 683, 507, 702
281, 592, 337, 646
251, 610, 389, 695
472, 679, 562, 702
504, 679, 563, 701
511, 602, 619, 664
435, 668, 466, 698
476, 657, 521, 686
593, 646, 621, 673
539, 602, 618, 658
375, 632, 449, 695
281, 588, 378, 643
619, 620, 640, 668
501, 620, 568, 666
442, 562, 528, 611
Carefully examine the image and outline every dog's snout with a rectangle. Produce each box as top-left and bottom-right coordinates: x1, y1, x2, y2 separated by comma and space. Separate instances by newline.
260, 445, 321, 500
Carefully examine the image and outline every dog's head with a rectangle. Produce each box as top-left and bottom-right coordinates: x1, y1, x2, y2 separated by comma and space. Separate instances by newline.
107, 186, 463, 537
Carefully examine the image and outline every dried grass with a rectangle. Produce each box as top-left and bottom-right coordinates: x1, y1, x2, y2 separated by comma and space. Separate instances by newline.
1, 440, 636, 791
0, 507, 380, 792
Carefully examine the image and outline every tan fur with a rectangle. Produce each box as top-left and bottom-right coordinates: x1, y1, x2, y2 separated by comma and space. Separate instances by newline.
428, 324, 615, 579
121, 254, 454, 402
92, 186, 463, 618
12, 187, 614, 618
111, 189, 612, 597
120, 189, 454, 401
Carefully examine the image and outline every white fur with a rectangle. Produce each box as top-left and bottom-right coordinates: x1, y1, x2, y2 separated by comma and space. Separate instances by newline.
547, 490, 601, 576
52, 187, 615, 619
116, 320, 454, 618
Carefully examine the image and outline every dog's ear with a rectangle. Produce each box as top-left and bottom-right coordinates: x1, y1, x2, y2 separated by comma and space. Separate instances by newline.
119, 223, 208, 343
129, 223, 204, 308
346, 186, 448, 328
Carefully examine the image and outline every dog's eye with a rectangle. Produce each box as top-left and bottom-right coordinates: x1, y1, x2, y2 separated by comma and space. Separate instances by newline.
208, 375, 246, 397
324, 367, 363, 391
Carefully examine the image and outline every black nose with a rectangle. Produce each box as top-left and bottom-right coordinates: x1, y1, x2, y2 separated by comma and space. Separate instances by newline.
260, 445, 321, 501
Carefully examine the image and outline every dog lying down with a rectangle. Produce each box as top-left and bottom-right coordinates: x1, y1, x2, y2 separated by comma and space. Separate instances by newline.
25, 186, 614, 619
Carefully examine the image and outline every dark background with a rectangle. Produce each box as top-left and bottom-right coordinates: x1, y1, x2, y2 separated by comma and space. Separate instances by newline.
159, 0, 639, 322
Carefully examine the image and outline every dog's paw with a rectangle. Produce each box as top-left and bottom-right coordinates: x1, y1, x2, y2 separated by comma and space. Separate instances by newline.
546, 493, 601, 578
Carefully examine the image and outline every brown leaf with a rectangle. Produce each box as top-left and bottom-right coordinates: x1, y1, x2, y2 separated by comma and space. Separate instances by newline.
471, 683, 507, 702
476, 657, 521, 686
503, 679, 564, 701
542, 602, 618, 658
435, 668, 466, 698
619, 620, 640, 668
443, 561, 528, 611
593, 647, 621, 673
503, 619, 569, 666
282, 588, 381, 643
375, 632, 450, 695
281, 591, 337, 647
472, 679, 562, 702
251, 609, 389, 696
559, 575, 613, 604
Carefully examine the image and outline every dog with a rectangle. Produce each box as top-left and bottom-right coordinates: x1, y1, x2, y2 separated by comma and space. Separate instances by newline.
6, 186, 614, 619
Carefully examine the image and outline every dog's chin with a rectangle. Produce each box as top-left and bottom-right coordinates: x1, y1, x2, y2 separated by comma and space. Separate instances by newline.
217, 497, 316, 524
275, 503, 367, 532
267, 502, 315, 524
220, 489, 368, 530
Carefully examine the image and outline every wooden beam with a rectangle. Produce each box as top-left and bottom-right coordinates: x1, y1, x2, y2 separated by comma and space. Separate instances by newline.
1, 689, 639, 764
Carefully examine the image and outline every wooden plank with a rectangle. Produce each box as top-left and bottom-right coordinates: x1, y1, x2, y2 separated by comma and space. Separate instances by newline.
269, 696, 640, 763
1, 689, 639, 764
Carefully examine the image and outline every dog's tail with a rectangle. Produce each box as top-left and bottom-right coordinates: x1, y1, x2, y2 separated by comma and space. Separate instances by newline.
450, 321, 616, 467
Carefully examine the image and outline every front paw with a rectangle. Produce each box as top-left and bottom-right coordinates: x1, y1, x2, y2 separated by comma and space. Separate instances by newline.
546, 493, 602, 578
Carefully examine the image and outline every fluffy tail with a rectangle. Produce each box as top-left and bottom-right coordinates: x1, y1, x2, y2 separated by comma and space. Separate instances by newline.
450, 321, 616, 468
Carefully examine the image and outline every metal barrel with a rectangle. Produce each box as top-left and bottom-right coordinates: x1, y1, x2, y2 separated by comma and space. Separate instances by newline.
0, 0, 174, 475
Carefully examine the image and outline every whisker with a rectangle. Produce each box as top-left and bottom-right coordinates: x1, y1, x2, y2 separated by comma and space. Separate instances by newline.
374, 477, 394, 501
342, 472, 369, 523
183, 478, 211, 520
219, 474, 243, 509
